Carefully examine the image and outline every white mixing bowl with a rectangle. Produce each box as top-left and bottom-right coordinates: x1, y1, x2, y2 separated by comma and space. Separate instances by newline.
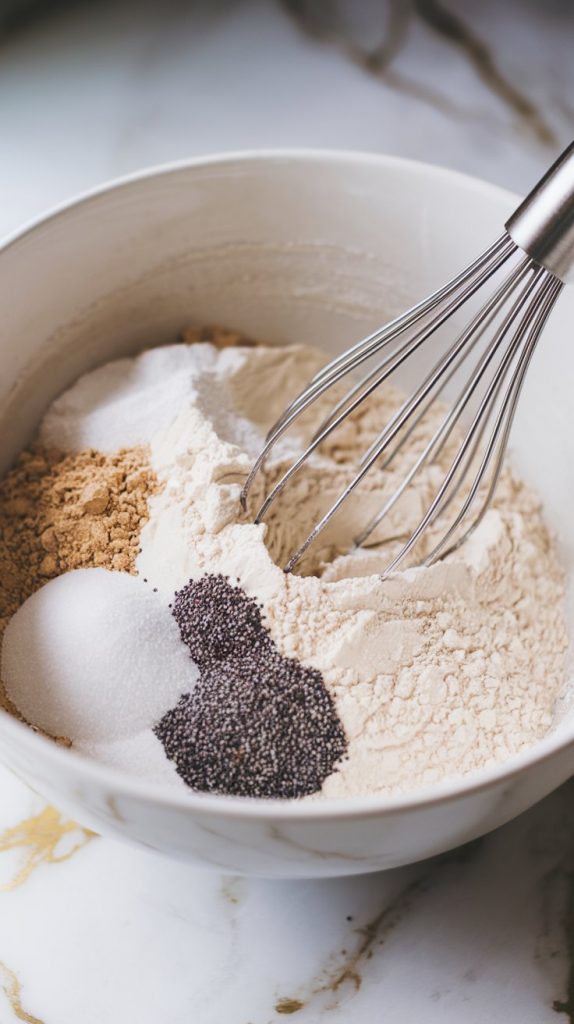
0, 151, 572, 878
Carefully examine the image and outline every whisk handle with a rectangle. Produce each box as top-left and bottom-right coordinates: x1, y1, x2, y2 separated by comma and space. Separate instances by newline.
506, 140, 574, 283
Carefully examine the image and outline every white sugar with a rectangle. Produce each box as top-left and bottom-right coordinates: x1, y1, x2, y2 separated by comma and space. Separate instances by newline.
79, 731, 187, 786
1, 569, 197, 744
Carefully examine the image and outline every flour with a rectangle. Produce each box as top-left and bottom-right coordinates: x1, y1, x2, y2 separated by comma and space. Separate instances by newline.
15, 337, 571, 798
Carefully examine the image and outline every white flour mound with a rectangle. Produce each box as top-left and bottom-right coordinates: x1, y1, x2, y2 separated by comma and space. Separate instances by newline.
41, 340, 569, 799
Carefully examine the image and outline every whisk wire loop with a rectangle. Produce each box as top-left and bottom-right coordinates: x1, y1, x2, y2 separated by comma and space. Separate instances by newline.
423, 273, 563, 567
378, 268, 557, 577
279, 256, 533, 573
243, 140, 574, 575
308, 233, 513, 389
353, 259, 540, 549
240, 234, 515, 511
245, 239, 518, 527
356, 257, 529, 471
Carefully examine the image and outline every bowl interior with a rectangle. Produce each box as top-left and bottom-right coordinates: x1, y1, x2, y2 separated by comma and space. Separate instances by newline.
1, 150, 573, 783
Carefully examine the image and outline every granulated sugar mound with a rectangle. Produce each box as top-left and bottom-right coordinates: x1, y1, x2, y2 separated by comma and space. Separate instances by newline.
2, 568, 197, 744
155, 575, 347, 798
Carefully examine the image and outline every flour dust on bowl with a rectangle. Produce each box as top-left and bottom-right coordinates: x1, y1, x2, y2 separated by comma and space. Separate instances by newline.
0, 151, 572, 879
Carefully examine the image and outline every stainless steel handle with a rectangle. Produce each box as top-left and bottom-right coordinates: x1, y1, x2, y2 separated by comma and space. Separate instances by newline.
505, 141, 574, 283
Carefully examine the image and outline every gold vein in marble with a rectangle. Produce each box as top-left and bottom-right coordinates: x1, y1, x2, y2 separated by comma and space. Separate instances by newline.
220, 877, 245, 906
105, 796, 126, 825
274, 874, 429, 1015
275, 997, 305, 1014
272, 842, 486, 1016
0, 806, 94, 891
0, 961, 44, 1024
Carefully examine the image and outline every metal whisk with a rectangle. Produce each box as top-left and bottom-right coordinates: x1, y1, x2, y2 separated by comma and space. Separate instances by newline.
241, 142, 574, 576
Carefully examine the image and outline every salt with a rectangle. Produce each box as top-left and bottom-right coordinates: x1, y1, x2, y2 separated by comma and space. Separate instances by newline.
1, 568, 197, 745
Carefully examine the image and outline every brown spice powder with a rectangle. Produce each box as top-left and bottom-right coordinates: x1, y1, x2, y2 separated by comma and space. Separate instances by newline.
181, 324, 258, 349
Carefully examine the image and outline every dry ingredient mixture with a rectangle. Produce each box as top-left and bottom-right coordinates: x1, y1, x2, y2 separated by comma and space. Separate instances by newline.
0, 326, 569, 800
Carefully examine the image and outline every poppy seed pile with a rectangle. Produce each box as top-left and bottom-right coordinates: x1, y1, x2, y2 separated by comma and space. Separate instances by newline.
154, 574, 348, 798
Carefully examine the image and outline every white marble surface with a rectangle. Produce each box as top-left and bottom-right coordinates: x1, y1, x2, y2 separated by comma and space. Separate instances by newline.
0, 0, 574, 1021
1, 764, 574, 1024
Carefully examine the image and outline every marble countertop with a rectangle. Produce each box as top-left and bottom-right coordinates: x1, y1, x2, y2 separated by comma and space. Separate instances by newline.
0, 1, 573, 1021
2, 765, 574, 1024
